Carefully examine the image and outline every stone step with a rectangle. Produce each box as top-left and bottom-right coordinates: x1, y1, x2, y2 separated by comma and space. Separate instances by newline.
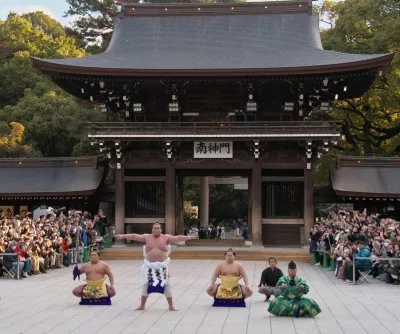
99, 246, 310, 262
185, 239, 246, 247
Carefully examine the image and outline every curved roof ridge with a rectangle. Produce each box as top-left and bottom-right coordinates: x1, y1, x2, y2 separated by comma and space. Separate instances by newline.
117, 0, 312, 17
32, 4, 395, 77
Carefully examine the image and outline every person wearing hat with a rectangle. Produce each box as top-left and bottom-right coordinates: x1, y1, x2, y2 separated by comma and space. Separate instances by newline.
268, 261, 321, 317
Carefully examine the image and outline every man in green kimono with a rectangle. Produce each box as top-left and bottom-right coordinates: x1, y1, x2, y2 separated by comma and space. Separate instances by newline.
268, 261, 321, 317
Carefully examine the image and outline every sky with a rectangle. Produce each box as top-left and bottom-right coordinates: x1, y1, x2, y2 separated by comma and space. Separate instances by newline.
0, 0, 326, 26
0, 0, 71, 25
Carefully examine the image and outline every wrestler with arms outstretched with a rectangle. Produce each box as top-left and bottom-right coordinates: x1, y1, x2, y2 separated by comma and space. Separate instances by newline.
115, 222, 195, 311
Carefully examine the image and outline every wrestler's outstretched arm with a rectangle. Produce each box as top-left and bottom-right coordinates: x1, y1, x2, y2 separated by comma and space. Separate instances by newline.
166, 235, 196, 244
114, 233, 146, 242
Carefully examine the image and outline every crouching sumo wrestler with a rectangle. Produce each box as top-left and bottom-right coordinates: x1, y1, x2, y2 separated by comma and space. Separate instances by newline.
72, 251, 116, 305
207, 249, 252, 307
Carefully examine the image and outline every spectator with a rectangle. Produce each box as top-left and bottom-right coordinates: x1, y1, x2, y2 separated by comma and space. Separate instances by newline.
242, 226, 248, 240
94, 209, 108, 237
311, 207, 400, 285
3, 240, 24, 277
344, 238, 371, 282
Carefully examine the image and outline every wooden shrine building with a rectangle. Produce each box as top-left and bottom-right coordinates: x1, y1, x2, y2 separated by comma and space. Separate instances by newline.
331, 156, 400, 217
0, 157, 104, 214
33, 0, 394, 245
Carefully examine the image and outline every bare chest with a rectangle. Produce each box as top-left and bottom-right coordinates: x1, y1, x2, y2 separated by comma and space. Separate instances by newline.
145, 235, 169, 252
85, 264, 105, 276
220, 263, 241, 276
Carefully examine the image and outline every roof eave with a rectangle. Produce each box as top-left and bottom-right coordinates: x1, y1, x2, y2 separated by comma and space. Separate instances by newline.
0, 190, 96, 197
333, 189, 400, 199
31, 53, 396, 78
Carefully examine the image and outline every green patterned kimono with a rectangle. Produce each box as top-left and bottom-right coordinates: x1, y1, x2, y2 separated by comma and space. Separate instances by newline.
268, 276, 321, 317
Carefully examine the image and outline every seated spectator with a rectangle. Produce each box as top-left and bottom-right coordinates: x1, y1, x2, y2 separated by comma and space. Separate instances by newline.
258, 257, 284, 301
344, 238, 371, 282
3, 240, 24, 278
386, 244, 400, 284
0, 207, 108, 279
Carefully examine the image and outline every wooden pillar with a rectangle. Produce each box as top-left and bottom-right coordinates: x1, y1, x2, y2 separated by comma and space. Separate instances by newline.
247, 174, 253, 240
251, 160, 262, 245
175, 174, 184, 235
165, 165, 176, 235
303, 168, 314, 245
199, 176, 209, 227
114, 167, 125, 238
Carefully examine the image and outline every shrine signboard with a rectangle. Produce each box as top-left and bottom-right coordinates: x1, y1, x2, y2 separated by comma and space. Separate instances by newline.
194, 141, 233, 158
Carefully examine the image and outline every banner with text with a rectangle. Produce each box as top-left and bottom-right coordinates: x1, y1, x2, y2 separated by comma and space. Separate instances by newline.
194, 141, 233, 158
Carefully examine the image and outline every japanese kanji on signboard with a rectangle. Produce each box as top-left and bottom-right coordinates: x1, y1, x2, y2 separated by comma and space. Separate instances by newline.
194, 142, 233, 159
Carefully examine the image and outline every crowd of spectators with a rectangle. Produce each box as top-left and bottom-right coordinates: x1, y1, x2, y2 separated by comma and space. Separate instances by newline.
310, 208, 400, 284
0, 208, 110, 279
185, 217, 249, 240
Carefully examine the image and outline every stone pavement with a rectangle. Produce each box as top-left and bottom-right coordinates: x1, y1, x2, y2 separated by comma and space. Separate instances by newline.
1, 259, 399, 334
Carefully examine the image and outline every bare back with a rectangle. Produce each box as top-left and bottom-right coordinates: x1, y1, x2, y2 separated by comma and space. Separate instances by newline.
144, 234, 170, 262
81, 261, 109, 281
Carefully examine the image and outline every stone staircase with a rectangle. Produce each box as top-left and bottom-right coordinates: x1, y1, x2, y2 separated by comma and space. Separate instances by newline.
100, 245, 310, 262
185, 239, 246, 247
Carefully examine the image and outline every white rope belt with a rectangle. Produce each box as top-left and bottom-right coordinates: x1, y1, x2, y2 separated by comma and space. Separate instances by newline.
141, 258, 170, 287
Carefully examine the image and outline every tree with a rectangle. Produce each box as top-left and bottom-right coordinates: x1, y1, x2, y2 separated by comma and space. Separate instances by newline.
0, 88, 104, 157
0, 12, 85, 108
0, 53, 45, 107
209, 184, 248, 220
183, 178, 249, 221
0, 12, 85, 58
64, 0, 247, 52
0, 12, 103, 157
64, 0, 119, 52
0, 121, 39, 157
314, 0, 400, 184
318, 0, 400, 154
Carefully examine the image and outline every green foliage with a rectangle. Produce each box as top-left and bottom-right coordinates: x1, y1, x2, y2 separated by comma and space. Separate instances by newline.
64, 0, 246, 52
183, 178, 248, 220
0, 88, 104, 157
64, 0, 119, 51
0, 54, 45, 107
0, 12, 103, 158
315, 0, 400, 184
0, 121, 39, 158
209, 184, 248, 220
0, 12, 85, 58
183, 177, 200, 206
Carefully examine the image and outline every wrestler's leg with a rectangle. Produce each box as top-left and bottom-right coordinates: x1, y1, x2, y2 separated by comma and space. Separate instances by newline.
106, 285, 116, 297
241, 285, 253, 298
136, 296, 148, 310
135, 284, 148, 310
72, 284, 86, 297
164, 284, 177, 311
206, 284, 219, 297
